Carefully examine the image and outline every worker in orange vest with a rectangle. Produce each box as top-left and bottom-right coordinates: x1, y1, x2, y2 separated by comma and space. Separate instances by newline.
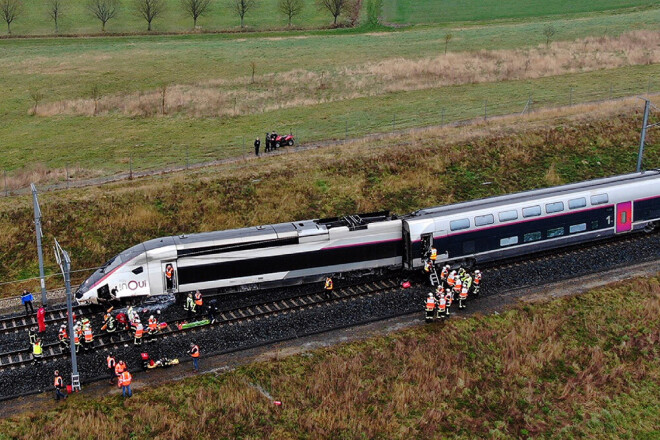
114, 360, 126, 382
189, 343, 200, 372
134, 321, 144, 345
58, 325, 69, 349
194, 291, 203, 314
440, 265, 450, 287
165, 264, 175, 291
83, 323, 94, 350
429, 247, 437, 263
324, 277, 333, 300
447, 270, 457, 289
53, 370, 67, 401
118, 370, 133, 398
107, 354, 116, 385
472, 270, 482, 296
147, 315, 158, 333
436, 290, 447, 319
425, 293, 436, 322
444, 288, 453, 317
459, 283, 469, 309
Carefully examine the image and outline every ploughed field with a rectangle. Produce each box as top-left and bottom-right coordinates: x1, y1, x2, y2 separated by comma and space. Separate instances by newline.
0, 228, 657, 402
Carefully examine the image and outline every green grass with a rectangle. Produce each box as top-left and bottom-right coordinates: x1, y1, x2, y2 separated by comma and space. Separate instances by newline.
0, 6, 658, 176
382, 0, 660, 24
0, 275, 658, 439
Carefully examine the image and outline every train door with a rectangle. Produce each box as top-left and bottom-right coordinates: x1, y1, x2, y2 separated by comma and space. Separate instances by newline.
402, 222, 412, 269
615, 202, 632, 233
421, 233, 433, 258
162, 262, 178, 293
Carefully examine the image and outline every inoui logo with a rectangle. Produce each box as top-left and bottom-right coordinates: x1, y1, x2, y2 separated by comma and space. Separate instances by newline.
118, 280, 147, 291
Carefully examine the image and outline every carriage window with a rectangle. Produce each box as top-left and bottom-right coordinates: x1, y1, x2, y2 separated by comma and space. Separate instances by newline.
590, 194, 609, 205
498, 210, 518, 222
450, 218, 470, 231
547, 227, 564, 238
545, 202, 564, 213
500, 236, 519, 247
132, 266, 144, 275
522, 206, 542, 218
568, 197, 587, 209
524, 232, 542, 242
474, 214, 494, 226
569, 223, 587, 234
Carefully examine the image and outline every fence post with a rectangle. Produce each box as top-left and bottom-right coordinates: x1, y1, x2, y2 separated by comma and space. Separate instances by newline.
484, 100, 488, 120
569, 88, 573, 106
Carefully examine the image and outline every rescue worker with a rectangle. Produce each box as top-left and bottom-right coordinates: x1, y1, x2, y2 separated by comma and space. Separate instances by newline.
83, 321, 94, 349
165, 264, 175, 291
32, 338, 43, 362
73, 322, 82, 353
116, 312, 129, 331
21, 289, 35, 315
423, 260, 432, 274
114, 360, 126, 382
459, 282, 469, 309
207, 299, 218, 324
118, 369, 133, 398
134, 321, 144, 346
189, 343, 200, 372
254, 137, 260, 157
58, 324, 69, 349
447, 270, 457, 290
436, 289, 447, 319
472, 270, 482, 296
36, 306, 46, 333
194, 290, 203, 314
440, 264, 450, 287
127, 306, 138, 325
324, 277, 334, 300
429, 247, 438, 264
452, 276, 463, 307
184, 293, 196, 318
147, 315, 158, 334
425, 293, 436, 322
107, 354, 116, 385
102, 311, 117, 342
28, 327, 37, 345
444, 288, 453, 317
53, 370, 67, 401
265, 132, 271, 152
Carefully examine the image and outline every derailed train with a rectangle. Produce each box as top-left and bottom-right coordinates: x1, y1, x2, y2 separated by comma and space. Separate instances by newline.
75, 171, 660, 304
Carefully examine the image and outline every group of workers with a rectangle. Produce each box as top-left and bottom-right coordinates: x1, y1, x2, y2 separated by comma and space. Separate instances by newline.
423, 248, 483, 322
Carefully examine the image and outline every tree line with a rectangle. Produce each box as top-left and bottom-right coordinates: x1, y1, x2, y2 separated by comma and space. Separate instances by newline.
0, 0, 383, 34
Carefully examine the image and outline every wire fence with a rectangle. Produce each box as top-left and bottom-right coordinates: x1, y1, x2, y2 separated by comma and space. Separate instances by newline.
2, 77, 658, 197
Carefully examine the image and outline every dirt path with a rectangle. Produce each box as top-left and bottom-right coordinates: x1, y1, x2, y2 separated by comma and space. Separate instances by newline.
1, 260, 657, 419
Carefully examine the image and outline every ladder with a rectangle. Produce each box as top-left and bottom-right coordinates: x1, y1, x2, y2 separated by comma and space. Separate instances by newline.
71, 374, 82, 392
429, 266, 440, 287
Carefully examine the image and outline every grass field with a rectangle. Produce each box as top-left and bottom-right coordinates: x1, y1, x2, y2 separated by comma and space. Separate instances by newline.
0, 103, 657, 294
1, 275, 657, 439
0, 6, 658, 179
382, 0, 660, 24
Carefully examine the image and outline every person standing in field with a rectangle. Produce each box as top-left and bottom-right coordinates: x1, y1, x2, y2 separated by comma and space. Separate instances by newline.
189, 343, 200, 372
254, 137, 260, 156
53, 371, 67, 401
118, 369, 133, 398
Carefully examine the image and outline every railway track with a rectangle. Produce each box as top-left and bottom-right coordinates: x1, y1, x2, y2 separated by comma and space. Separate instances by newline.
0, 278, 401, 371
0, 305, 96, 336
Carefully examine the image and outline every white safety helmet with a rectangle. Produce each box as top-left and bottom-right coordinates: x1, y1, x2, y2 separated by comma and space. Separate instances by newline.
428, 293, 433, 297
475, 270, 481, 274
150, 315, 154, 320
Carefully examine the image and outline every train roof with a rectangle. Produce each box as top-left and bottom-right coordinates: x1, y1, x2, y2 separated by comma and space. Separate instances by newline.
410, 170, 660, 219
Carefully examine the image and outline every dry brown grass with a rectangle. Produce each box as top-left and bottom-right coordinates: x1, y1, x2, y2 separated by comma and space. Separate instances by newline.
35, 30, 660, 118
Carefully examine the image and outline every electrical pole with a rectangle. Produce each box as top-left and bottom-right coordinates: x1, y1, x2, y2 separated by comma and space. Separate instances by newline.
31, 184, 47, 306
637, 98, 659, 173
54, 239, 81, 392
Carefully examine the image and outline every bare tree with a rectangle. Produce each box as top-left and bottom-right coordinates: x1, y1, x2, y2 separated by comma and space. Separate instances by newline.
277, 0, 303, 27
134, 0, 165, 31
87, 0, 119, 32
48, 0, 64, 33
181, 0, 212, 28
444, 33, 452, 55
543, 24, 556, 47
229, 0, 256, 28
0, 0, 22, 35
317, 0, 348, 25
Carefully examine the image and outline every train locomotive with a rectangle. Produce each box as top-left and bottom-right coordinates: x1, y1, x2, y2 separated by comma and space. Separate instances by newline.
75, 171, 660, 304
